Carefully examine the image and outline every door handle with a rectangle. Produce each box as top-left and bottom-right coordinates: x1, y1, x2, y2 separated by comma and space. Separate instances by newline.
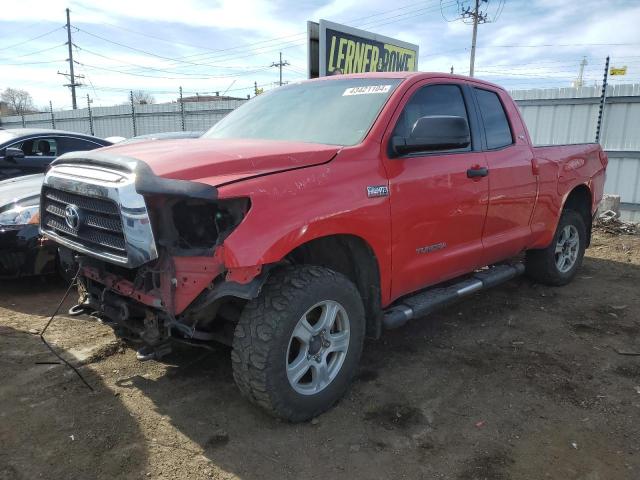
467, 167, 489, 178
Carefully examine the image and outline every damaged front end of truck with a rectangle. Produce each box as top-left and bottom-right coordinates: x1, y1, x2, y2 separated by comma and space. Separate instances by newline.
40, 152, 263, 360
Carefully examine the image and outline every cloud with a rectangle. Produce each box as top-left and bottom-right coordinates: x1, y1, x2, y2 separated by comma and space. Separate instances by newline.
1, 0, 639, 109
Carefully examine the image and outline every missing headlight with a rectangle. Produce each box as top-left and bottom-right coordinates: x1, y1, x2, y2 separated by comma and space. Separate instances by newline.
152, 197, 249, 255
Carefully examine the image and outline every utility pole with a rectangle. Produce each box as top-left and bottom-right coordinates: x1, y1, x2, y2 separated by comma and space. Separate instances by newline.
460, 0, 488, 77
573, 56, 588, 88
62, 8, 82, 109
271, 52, 289, 86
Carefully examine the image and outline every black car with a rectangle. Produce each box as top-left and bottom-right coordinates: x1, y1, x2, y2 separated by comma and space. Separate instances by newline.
0, 128, 112, 180
0, 174, 58, 278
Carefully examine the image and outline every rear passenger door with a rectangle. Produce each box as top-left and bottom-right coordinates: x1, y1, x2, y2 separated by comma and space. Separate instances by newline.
472, 87, 537, 265
382, 81, 490, 300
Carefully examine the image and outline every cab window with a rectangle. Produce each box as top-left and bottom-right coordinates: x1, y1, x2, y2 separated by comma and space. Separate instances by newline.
393, 84, 471, 152
474, 88, 513, 149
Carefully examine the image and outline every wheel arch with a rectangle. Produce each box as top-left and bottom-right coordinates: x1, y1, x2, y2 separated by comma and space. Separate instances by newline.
562, 183, 593, 247
283, 234, 383, 339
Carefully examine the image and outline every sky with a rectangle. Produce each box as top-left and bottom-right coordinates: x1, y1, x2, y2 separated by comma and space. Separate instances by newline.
1, 0, 640, 109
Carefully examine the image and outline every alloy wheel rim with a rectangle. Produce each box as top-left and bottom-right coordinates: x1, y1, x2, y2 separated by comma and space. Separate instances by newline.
555, 224, 579, 273
286, 300, 350, 395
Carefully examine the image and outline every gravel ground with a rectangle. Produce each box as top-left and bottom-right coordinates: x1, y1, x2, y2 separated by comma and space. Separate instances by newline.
1, 230, 639, 480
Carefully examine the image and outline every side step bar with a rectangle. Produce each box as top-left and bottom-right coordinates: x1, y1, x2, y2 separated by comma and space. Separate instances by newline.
383, 263, 525, 330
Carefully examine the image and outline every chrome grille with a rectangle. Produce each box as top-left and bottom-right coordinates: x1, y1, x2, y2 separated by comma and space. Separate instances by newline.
43, 188, 119, 215
41, 186, 126, 256
41, 160, 159, 268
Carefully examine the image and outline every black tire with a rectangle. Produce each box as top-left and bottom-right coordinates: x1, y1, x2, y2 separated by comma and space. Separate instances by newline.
526, 209, 586, 286
231, 265, 365, 422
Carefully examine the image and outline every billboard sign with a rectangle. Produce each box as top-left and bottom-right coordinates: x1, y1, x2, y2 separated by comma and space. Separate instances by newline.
307, 19, 419, 78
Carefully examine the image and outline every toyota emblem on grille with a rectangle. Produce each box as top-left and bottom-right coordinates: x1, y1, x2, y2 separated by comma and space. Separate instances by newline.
64, 204, 81, 230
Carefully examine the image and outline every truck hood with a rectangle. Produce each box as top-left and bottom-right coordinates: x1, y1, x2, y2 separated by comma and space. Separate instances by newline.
97, 138, 341, 186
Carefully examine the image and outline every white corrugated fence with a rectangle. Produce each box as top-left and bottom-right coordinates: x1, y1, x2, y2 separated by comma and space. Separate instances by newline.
511, 83, 640, 222
1, 83, 639, 221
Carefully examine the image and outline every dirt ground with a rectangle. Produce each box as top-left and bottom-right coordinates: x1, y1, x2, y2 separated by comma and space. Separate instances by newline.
1, 230, 639, 480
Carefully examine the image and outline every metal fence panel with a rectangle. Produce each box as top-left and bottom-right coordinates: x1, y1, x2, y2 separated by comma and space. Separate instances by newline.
512, 83, 640, 221
0, 98, 247, 138
2, 85, 640, 219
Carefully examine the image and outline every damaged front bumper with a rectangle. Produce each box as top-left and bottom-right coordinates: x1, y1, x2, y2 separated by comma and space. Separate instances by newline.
42, 152, 263, 356
72, 252, 267, 357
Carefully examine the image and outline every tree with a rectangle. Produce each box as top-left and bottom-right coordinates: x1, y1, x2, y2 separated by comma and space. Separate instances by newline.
0, 87, 36, 115
130, 90, 155, 105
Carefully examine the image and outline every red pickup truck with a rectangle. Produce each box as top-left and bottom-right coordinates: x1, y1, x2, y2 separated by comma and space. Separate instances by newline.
41, 73, 607, 421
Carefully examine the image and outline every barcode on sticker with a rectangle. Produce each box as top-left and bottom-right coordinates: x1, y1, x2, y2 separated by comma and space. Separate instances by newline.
343, 85, 392, 96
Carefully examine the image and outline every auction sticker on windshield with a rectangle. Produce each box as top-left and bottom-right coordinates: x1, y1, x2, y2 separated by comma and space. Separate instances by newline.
343, 85, 392, 96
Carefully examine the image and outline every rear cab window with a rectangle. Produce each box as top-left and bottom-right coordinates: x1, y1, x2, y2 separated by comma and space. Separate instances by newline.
474, 88, 513, 149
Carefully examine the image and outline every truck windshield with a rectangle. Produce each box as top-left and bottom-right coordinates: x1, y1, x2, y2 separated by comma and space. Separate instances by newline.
203, 78, 401, 146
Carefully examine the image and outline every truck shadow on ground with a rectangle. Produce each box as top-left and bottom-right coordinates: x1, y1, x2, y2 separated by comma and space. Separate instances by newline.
0, 274, 71, 316
0, 325, 149, 480
115, 254, 640, 479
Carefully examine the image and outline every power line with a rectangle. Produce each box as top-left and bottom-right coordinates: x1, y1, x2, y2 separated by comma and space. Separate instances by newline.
74, 44, 267, 74
75, 60, 272, 80
0, 25, 65, 52
80, 0, 441, 64
171, 1, 451, 65
492, 0, 506, 22
103, 23, 307, 61
0, 59, 65, 66
0, 43, 66, 60
73, 25, 305, 70
69, 0, 457, 73
354, 1, 458, 31
484, 42, 640, 48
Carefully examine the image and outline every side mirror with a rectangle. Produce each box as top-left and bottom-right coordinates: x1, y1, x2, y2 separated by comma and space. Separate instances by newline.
391, 115, 471, 156
4, 147, 25, 162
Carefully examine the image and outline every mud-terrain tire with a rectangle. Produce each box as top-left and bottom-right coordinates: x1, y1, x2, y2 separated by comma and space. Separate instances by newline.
526, 209, 587, 286
231, 265, 365, 422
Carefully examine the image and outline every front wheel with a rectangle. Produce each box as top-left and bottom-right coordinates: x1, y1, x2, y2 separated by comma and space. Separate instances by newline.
231, 265, 365, 422
526, 209, 587, 286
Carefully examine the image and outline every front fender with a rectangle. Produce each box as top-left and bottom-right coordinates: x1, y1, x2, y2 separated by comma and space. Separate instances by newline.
216, 157, 393, 304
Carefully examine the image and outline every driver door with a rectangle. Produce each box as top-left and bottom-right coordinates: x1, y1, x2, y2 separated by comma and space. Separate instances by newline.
382, 81, 489, 300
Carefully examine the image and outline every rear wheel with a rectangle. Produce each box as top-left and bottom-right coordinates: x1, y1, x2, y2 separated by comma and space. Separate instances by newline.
231, 265, 365, 422
526, 209, 586, 286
